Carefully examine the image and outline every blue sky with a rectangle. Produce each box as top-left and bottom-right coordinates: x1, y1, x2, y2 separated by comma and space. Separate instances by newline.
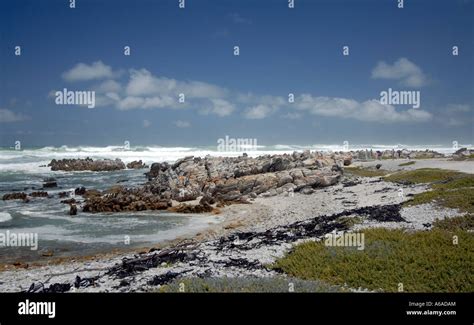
1, 0, 473, 147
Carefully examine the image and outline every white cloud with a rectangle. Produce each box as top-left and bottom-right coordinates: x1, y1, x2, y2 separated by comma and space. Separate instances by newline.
201, 99, 235, 117
0, 109, 28, 123
371, 58, 428, 87
125, 69, 226, 99
174, 120, 191, 128
62, 61, 115, 82
126, 69, 177, 96
97, 80, 122, 93
57, 61, 434, 124
243, 104, 276, 119
294, 94, 432, 123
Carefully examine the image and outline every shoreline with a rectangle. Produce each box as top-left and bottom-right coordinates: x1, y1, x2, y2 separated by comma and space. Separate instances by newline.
0, 157, 471, 292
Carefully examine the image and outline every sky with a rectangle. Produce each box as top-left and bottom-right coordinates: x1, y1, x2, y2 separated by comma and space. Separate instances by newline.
0, 0, 473, 147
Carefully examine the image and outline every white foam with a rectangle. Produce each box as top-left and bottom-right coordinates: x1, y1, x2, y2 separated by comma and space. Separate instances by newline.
0, 212, 12, 223
0, 144, 470, 174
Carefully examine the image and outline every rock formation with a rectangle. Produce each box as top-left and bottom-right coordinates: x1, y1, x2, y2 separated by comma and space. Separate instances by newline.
81, 151, 351, 213
48, 157, 125, 171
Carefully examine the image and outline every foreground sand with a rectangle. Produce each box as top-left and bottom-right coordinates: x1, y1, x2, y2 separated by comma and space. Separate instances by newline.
0, 159, 470, 292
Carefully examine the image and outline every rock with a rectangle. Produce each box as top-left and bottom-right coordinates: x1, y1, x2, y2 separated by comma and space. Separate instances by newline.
452, 148, 474, 160
48, 158, 125, 171
30, 191, 49, 198
58, 191, 69, 198
145, 162, 169, 180
3, 192, 29, 201
83, 189, 101, 199
350, 149, 445, 161
75, 187, 87, 195
375, 164, 382, 170
126, 160, 147, 169
300, 187, 315, 195
43, 178, 57, 188
69, 204, 77, 216
169, 203, 214, 214
82, 188, 171, 213
83, 151, 349, 213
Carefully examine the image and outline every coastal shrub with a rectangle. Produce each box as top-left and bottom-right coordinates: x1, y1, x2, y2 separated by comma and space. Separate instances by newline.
384, 169, 474, 213
156, 276, 344, 293
272, 228, 474, 292
433, 215, 474, 232
383, 168, 464, 184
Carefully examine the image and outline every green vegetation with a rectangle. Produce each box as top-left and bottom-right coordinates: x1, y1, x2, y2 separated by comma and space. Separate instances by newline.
383, 169, 474, 213
398, 161, 416, 167
345, 166, 388, 177
156, 276, 344, 293
336, 216, 363, 228
273, 228, 474, 292
433, 214, 474, 232
383, 168, 464, 184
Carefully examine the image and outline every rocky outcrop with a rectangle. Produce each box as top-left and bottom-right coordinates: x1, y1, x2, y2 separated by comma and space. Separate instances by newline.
148, 151, 347, 202
82, 186, 171, 213
80, 151, 349, 214
48, 158, 125, 171
350, 149, 445, 161
2, 192, 28, 201
452, 148, 474, 160
126, 160, 147, 169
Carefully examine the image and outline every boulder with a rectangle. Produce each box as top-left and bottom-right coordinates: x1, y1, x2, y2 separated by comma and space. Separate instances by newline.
126, 160, 147, 169
43, 178, 57, 188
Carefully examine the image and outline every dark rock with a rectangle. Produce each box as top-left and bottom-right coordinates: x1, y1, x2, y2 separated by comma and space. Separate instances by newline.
48, 158, 125, 171
75, 187, 87, 195
29, 191, 49, 198
43, 177, 57, 188
69, 204, 78, 215
2, 192, 28, 201
126, 160, 147, 169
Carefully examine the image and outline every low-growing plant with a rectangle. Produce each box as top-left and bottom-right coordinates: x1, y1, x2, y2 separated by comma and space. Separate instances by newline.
272, 228, 474, 292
